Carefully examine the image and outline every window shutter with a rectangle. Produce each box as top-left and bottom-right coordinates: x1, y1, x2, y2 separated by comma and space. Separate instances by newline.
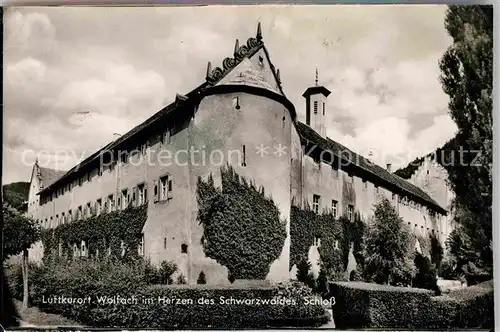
168, 178, 173, 199
153, 180, 159, 202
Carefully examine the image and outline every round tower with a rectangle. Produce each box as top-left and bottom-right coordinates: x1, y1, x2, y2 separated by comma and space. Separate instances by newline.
186, 23, 297, 283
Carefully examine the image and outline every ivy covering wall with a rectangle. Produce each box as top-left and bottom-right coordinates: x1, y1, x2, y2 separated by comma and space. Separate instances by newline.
196, 165, 286, 280
40, 205, 147, 262
290, 205, 365, 276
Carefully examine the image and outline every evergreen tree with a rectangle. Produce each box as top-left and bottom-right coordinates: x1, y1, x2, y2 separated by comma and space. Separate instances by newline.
363, 199, 415, 286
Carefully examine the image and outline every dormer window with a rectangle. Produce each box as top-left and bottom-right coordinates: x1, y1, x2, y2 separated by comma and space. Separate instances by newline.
258, 56, 264, 67
161, 130, 171, 145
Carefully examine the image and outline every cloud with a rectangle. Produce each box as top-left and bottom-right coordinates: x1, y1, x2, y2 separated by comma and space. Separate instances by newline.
2, 5, 456, 184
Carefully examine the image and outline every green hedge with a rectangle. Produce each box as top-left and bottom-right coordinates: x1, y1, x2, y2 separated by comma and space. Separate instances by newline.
29, 259, 329, 328
330, 280, 494, 329
330, 281, 433, 329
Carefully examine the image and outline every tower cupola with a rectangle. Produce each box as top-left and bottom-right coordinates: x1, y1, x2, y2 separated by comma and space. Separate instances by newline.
302, 69, 331, 137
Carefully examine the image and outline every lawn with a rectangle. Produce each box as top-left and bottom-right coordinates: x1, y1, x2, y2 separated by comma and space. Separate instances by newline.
14, 300, 81, 327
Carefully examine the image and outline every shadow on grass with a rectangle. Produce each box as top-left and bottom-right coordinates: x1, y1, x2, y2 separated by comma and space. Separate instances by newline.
1, 265, 20, 327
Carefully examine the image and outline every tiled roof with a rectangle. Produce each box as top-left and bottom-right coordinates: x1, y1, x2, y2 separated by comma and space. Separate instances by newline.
38, 24, 279, 195
295, 121, 447, 215
38, 166, 67, 189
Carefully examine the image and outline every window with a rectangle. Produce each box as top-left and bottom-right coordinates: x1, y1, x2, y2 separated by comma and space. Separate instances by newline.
347, 204, 354, 221
120, 240, 126, 257
348, 172, 354, 183
258, 55, 264, 67
55, 214, 59, 226
73, 243, 79, 257
158, 175, 173, 202
232, 96, 241, 110
164, 238, 167, 249
181, 244, 188, 254
363, 180, 367, 190
77, 206, 82, 220
107, 194, 115, 212
138, 183, 147, 205
140, 142, 148, 155
313, 237, 321, 247
332, 200, 338, 218
121, 189, 128, 209
81, 240, 87, 257
332, 166, 338, 178
161, 129, 171, 145
242, 145, 246, 167
68, 210, 72, 222
120, 152, 128, 164
312, 195, 320, 214
138, 234, 145, 256
313, 101, 318, 114
375, 185, 379, 194
392, 193, 396, 201
86, 202, 91, 217
96, 199, 102, 215
61, 212, 65, 224
322, 102, 325, 115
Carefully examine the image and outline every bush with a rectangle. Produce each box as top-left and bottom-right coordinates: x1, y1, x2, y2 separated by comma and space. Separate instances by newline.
413, 252, 439, 294
330, 280, 494, 329
330, 281, 433, 329
296, 260, 315, 289
349, 266, 363, 281
157, 261, 178, 285
28, 260, 329, 328
197, 271, 207, 284
177, 274, 187, 284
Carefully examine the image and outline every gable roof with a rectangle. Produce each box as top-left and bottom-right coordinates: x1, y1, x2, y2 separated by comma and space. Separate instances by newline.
38, 166, 67, 189
38, 23, 289, 196
295, 121, 447, 215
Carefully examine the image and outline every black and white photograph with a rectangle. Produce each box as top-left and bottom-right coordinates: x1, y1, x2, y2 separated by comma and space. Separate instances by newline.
1, 4, 494, 330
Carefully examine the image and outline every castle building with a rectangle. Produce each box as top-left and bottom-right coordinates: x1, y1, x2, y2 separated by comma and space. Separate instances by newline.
26, 24, 453, 284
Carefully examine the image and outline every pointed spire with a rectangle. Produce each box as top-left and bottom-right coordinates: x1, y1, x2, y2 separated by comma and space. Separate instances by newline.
234, 39, 240, 55
315, 68, 319, 86
256, 22, 262, 41
206, 61, 212, 79
276, 69, 281, 83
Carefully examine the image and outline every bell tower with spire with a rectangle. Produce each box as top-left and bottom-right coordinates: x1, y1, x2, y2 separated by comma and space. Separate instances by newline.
302, 69, 331, 137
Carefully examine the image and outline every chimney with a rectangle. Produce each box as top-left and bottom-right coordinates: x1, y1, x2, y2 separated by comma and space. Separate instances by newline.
386, 163, 392, 173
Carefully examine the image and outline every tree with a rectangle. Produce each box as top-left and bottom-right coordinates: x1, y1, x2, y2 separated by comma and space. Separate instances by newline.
438, 5, 493, 274
362, 199, 415, 286
2, 202, 41, 308
196, 165, 286, 280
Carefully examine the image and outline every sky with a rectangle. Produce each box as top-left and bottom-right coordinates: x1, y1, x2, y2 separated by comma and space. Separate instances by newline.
2, 5, 458, 184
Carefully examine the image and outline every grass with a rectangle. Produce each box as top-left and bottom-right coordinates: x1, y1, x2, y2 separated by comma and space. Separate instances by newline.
14, 300, 81, 327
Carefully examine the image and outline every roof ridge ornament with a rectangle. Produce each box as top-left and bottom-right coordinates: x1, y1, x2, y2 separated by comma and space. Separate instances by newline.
205, 25, 264, 85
